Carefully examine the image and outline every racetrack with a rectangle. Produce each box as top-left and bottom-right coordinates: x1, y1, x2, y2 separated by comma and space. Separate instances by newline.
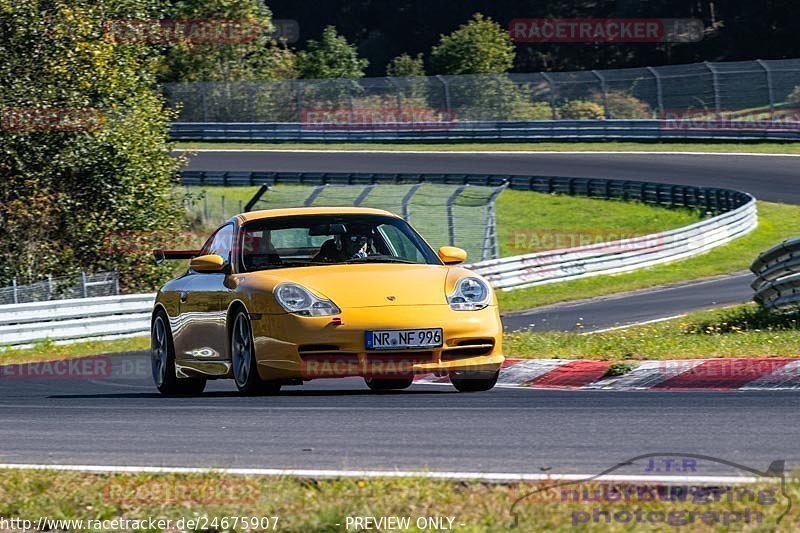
2, 352, 800, 474
3, 149, 796, 478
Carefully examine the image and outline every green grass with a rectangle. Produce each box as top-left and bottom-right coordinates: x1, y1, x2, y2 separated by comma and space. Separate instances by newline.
1, 468, 796, 532
174, 140, 800, 154
498, 201, 800, 312
506, 304, 800, 360
0, 337, 148, 365
185, 185, 702, 257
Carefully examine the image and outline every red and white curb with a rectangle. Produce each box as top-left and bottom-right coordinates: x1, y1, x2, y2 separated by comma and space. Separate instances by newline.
415, 358, 800, 391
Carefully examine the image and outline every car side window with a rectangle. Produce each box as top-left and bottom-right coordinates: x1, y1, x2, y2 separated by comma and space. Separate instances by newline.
201, 224, 234, 264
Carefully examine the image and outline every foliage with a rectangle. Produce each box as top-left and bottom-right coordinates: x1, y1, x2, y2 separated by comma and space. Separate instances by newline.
557, 99, 606, 119
0, 0, 183, 292
297, 26, 368, 79
603, 91, 653, 119
160, 0, 297, 82
386, 53, 426, 77
430, 13, 515, 75
787, 85, 800, 105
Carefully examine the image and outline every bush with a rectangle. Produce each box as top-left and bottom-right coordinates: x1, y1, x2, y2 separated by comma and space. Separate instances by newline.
557, 100, 606, 119
506, 100, 553, 120
787, 85, 800, 105
603, 91, 653, 119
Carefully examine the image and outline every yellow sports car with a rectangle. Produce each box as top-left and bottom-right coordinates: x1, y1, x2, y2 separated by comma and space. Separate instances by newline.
151, 207, 504, 395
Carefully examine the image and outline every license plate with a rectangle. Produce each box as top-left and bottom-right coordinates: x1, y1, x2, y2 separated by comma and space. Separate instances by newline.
365, 328, 443, 350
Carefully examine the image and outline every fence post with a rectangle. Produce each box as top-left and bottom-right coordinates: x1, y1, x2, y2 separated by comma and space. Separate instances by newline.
386, 77, 403, 120
492, 75, 505, 121
541, 72, 558, 119
295, 81, 303, 122
12, 277, 18, 304
591, 70, 609, 118
646, 66, 664, 117
401, 183, 423, 221
704, 61, 721, 114
221, 195, 226, 219
756, 59, 776, 121
200, 83, 208, 122
47, 275, 53, 300
81, 271, 88, 298
446, 185, 467, 246
203, 190, 209, 222
435, 75, 452, 117
113, 270, 120, 295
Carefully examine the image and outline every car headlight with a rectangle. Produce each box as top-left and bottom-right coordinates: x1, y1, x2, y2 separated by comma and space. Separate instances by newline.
448, 277, 491, 311
274, 283, 341, 317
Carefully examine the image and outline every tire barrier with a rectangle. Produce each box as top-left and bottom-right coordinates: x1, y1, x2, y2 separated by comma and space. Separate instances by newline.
751, 237, 800, 311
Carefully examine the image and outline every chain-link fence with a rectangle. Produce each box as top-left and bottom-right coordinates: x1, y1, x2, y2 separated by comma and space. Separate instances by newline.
0, 271, 119, 305
163, 59, 800, 124
246, 184, 506, 261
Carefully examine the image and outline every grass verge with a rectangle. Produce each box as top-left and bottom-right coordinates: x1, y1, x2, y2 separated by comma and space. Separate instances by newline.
506, 304, 800, 360
0, 469, 796, 532
0, 337, 148, 365
498, 201, 800, 311
174, 140, 800, 154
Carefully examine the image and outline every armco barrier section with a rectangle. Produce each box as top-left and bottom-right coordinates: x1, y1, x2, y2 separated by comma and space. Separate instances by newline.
751, 237, 800, 311
170, 119, 800, 142
0, 294, 155, 346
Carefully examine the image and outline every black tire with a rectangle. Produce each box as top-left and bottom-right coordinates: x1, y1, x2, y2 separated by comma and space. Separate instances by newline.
450, 370, 499, 393
364, 376, 414, 391
230, 310, 281, 396
151, 311, 206, 396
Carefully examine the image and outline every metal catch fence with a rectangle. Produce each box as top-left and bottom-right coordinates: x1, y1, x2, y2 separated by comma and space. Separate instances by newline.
0, 271, 119, 305
163, 59, 800, 124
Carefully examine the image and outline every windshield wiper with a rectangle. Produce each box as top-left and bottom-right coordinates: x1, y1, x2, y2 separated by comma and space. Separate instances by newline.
345, 256, 416, 264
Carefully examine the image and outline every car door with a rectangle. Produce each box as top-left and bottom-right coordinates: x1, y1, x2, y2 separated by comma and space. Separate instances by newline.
173, 223, 234, 362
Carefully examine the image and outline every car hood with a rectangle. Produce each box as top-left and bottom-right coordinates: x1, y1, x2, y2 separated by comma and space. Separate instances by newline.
257, 263, 452, 307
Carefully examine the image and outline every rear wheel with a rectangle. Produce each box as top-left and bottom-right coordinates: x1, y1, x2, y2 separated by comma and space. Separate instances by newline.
450, 370, 499, 393
231, 310, 281, 395
151, 312, 206, 395
364, 376, 414, 391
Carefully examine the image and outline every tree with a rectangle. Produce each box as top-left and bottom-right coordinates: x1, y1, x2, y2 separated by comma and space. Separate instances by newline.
386, 53, 425, 77
297, 26, 368, 79
0, 0, 183, 291
430, 13, 515, 75
161, 0, 297, 82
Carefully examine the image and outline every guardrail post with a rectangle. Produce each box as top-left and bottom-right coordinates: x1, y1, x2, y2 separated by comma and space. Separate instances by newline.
446, 185, 467, 246
646, 66, 664, 116
435, 75, 452, 117
591, 70, 609, 118
756, 59, 776, 121
704, 62, 721, 114
541, 72, 558, 119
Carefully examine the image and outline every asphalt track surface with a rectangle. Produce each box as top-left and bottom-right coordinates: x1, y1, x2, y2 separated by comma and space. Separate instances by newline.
2, 352, 800, 474
2, 150, 796, 476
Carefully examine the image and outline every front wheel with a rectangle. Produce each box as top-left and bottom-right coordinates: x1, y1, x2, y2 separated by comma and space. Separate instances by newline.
364, 376, 414, 391
449, 370, 499, 393
231, 310, 281, 396
151, 312, 206, 395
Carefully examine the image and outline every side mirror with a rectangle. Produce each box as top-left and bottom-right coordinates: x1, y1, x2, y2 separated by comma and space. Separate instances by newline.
438, 246, 467, 265
190, 254, 226, 272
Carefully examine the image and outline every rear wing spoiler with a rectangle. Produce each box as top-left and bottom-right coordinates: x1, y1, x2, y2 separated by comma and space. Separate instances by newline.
153, 249, 200, 264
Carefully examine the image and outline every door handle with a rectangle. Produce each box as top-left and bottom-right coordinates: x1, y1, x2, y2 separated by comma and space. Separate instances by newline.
179, 291, 188, 303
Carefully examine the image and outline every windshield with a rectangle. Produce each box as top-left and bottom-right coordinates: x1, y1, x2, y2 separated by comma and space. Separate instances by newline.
238, 214, 441, 272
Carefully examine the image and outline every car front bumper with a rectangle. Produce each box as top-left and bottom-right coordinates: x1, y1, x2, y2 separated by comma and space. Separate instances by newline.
250, 304, 504, 380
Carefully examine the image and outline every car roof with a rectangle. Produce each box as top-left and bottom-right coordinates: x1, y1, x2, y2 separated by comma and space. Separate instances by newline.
236, 206, 399, 224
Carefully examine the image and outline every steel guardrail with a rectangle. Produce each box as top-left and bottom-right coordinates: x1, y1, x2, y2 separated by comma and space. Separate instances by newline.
0, 294, 155, 346
751, 237, 800, 311
170, 120, 800, 142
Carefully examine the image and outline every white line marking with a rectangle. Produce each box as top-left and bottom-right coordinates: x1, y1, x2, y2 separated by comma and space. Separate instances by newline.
172, 148, 800, 157
0, 463, 767, 484
582, 314, 687, 335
